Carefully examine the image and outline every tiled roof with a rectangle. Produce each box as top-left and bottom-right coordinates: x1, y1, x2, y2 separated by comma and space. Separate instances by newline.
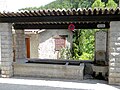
0, 8, 120, 17
0, 8, 119, 29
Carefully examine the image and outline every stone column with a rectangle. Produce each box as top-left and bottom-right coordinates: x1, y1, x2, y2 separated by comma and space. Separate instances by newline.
109, 21, 120, 85
0, 23, 13, 77
15, 30, 26, 63
119, 0, 120, 7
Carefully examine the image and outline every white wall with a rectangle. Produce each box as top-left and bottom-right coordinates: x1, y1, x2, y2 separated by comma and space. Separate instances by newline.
38, 29, 73, 59
30, 34, 39, 58
27, 29, 73, 59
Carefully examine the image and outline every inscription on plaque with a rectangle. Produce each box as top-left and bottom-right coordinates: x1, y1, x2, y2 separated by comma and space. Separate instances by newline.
95, 31, 107, 65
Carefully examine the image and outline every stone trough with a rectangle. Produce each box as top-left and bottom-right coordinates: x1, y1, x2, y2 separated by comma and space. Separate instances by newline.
13, 59, 86, 80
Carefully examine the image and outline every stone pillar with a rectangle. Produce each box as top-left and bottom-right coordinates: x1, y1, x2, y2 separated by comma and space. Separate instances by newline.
95, 31, 107, 65
119, 0, 120, 7
0, 23, 13, 77
15, 30, 26, 63
109, 21, 120, 85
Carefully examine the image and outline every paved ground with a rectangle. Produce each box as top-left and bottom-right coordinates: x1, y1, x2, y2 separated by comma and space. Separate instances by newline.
0, 83, 79, 90
0, 77, 119, 90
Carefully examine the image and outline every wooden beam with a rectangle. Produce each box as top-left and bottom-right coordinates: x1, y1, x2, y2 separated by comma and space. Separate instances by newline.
14, 22, 110, 29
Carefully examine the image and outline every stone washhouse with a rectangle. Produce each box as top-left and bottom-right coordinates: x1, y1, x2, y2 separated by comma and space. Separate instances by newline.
0, 8, 120, 85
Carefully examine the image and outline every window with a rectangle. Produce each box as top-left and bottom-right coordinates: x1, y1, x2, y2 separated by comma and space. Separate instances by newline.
55, 35, 66, 51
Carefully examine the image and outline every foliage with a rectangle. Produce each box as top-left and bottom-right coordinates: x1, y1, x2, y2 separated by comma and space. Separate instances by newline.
19, 0, 94, 11
92, 0, 118, 9
92, 0, 105, 9
106, 0, 117, 9
72, 29, 82, 60
19, 0, 119, 11
78, 0, 94, 8
72, 29, 100, 60
59, 47, 72, 59
79, 52, 93, 60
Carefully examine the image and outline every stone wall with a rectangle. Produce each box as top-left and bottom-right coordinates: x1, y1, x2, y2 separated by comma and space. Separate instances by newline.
109, 21, 120, 85
15, 30, 26, 63
14, 63, 84, 80
38, 29, 73, 59
0, 23, 13, 77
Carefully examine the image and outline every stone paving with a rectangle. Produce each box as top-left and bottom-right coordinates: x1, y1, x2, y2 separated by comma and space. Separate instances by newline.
0, 77, 119, 90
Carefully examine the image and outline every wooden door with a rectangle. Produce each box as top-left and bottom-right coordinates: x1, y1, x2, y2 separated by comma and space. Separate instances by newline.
25, 38, 30, 58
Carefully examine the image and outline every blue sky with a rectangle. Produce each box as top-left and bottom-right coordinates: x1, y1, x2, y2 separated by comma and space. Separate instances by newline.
0, 0, 55, 11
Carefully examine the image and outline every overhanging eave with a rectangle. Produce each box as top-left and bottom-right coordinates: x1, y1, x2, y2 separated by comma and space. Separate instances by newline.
0, 15, 120, 23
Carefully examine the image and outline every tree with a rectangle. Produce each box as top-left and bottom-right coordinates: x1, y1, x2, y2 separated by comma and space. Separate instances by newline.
92, 0, 105, 9
72, 30, 82, 60
106, 0, 117, 9
19, 0, 93, 11
91, 0, 118, 9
